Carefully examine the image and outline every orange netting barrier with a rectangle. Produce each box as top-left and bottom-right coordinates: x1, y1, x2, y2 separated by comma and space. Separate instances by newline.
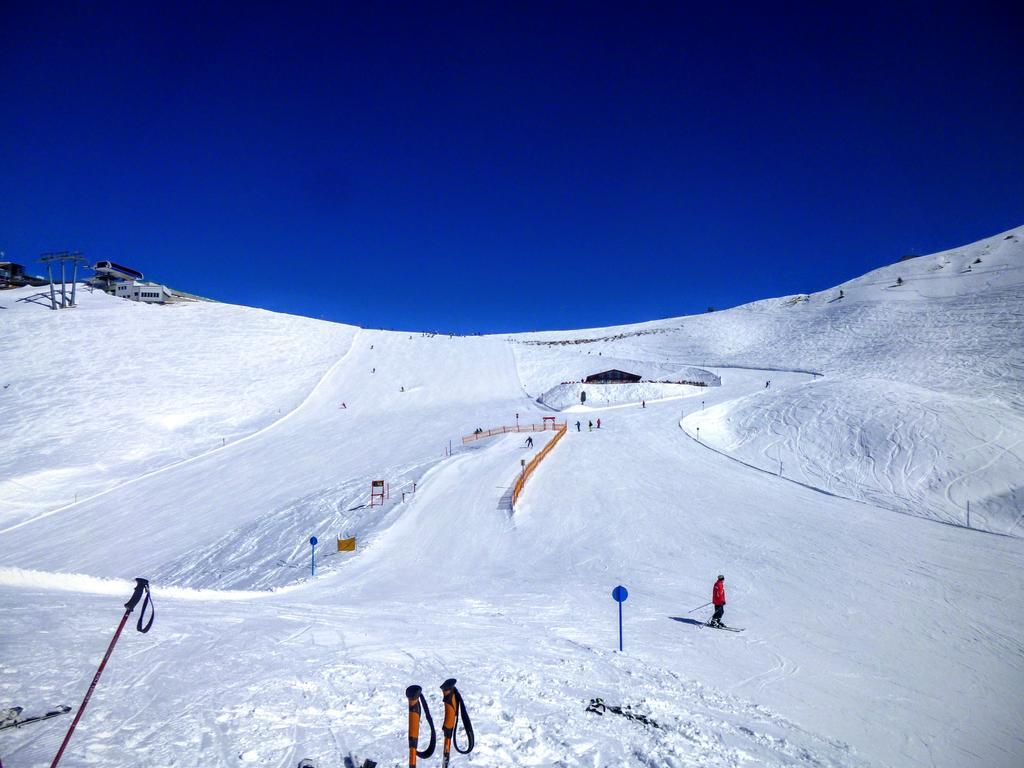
461, 421, 566, 445
511, 422, 568, 508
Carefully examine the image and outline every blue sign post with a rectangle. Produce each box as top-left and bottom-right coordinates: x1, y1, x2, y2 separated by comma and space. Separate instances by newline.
612, 585, 628, 651
309, 536, 318, 576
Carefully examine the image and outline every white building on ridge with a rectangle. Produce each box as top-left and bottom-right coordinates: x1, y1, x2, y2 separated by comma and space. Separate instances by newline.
114, 282, 175, 304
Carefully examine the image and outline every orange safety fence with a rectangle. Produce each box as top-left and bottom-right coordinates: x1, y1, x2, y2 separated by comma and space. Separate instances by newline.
511, 422, 567, 508
461, 421, 566, 445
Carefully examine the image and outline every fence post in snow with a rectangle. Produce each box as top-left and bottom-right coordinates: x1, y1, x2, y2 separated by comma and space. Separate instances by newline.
967, 500, 970, 528
309, 536, 318, 576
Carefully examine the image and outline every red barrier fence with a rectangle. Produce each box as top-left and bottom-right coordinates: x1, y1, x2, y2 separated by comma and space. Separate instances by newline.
462, 421, 566, 445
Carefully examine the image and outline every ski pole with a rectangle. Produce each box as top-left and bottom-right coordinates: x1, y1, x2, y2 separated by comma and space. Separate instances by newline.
405, 685, 435, 767
687, 601, 712, 614
50, 578, 154, 768
440, 679, 474, 767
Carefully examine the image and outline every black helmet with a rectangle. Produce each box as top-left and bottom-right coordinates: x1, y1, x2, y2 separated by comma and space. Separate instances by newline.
717, 574, 725, 580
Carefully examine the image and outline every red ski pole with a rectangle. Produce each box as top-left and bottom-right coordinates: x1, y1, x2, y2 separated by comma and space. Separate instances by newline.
50, 578, 154, 768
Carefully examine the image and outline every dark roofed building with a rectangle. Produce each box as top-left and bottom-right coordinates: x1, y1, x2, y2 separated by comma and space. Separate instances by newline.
584, 369, 642, 384
0, 262, 48, 289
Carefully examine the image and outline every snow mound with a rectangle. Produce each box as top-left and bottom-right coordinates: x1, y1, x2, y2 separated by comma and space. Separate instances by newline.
683, 376, 1024, 534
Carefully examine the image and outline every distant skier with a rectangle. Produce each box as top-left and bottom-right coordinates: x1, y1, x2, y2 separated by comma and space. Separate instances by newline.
340, 402, 347, 409
526, 436, 534, 448
576, 421, 581, 432
588, 420, 593, 432
765, 380, 769, 389
642, 400, 646, 408
709, 575, 727, 627
596, 418, 601, 429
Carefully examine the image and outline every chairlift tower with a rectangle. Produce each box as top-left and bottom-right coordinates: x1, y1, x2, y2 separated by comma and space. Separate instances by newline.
40, 251, 87, 309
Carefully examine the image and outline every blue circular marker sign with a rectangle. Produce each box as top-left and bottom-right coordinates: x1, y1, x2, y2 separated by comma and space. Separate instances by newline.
310, 536, 318, 546
611, 585, 628, 651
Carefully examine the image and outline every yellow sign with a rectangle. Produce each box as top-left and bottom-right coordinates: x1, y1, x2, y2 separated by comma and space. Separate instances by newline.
337, 537, 356, 552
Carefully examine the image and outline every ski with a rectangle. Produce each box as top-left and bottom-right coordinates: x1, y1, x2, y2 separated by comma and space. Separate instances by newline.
0, 705, 72, 731
704, 623, 744, 632
585, 698, 661, 729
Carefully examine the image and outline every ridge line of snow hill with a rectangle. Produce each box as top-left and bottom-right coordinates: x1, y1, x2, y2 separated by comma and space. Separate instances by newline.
507, 225, 1023, 343
0, 328, 364, 536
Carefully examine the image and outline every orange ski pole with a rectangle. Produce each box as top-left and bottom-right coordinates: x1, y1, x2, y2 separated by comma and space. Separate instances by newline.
440, 678, 474, 767
405, 685, 435, 767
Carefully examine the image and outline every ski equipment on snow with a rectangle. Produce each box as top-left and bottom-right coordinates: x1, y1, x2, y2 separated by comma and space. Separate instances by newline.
687, 601, 712, 614
49, 578, 155, 768
585, 698, 661, 729
440, 678, 474, 767
405, 685, 436, 766
704, 622, 744, 632
0, 706, 71, 732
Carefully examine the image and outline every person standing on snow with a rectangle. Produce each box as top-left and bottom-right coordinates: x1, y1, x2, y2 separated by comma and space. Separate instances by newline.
588, 420, 593, 431
596, 418, 601, 429
576, 420, 581, 432
710, 575, 727, 627
526, 436, 534, 448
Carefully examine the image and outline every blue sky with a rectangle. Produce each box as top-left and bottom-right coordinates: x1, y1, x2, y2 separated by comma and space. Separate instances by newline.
1, 2, 1021, 333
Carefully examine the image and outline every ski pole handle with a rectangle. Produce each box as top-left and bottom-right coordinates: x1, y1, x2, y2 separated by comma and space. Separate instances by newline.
405, 685, 435, 767
440, 678, 474, 766
406, 685, 422, 767
124, 578, 149, 611
441, 679, 457, 767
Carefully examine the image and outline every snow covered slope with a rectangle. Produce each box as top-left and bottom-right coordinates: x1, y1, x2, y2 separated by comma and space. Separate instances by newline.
1, 226, 1022, 768
0, 285, 358, 526
515, 226, 1024, 533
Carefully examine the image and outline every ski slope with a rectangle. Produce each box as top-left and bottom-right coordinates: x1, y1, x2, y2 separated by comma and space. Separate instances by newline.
0, 287, 359, 526
1, 226, 1022, 767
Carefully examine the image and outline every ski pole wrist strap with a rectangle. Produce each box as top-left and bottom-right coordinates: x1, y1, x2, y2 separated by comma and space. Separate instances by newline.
124, 578, 155, 633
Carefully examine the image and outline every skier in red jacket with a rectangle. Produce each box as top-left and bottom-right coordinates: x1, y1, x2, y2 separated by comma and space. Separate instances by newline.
710, 575, 727, 627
